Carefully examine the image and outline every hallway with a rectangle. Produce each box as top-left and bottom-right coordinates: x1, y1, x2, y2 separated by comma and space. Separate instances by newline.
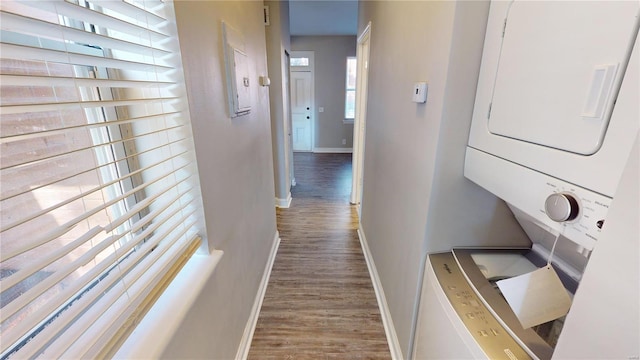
248, 153, 390, 359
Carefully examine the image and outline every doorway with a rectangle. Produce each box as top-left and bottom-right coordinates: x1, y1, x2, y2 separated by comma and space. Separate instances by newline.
350, 23, 371, 211
290, 51, 314, 152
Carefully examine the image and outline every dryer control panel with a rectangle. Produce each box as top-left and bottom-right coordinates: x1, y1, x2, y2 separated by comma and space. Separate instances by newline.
465, 147, 612, 251
542, 180, 611, 250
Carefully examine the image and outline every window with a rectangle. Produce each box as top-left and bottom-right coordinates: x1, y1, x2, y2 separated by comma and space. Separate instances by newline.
345, 57, 357, 120
0, 0, 205, 358
290, 57, 309, 67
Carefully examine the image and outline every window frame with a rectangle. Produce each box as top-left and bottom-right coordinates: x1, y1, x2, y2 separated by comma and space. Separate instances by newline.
344, 56, 357, 123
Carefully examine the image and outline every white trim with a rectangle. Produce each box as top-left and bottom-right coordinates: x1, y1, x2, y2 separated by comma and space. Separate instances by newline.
114, 249, 224, 359
275, 193, 292, 208
235, 232, 281, 360
351, 22, 372, 205
357, 227, 403, 360
312, 147, 353, 154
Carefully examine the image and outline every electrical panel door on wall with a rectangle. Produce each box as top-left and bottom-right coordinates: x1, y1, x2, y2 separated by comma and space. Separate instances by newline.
222, 21, 251, 117
231, 48, 251, 114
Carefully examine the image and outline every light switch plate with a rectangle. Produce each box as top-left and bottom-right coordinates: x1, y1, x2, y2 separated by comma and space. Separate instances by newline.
413, 82, 428, 103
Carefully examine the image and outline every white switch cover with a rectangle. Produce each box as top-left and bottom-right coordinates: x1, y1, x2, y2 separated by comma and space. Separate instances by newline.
412, 82, 428, 103
319, 107, 325, 113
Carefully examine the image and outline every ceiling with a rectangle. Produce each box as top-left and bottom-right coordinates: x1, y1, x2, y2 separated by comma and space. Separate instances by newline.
289, 0, 358, 36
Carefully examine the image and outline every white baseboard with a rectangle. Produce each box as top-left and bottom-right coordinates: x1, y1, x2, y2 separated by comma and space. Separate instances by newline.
275, 193, 292, 208
358, 227, 403, 360
313, 147, 353, 153
235, 232, 281, 360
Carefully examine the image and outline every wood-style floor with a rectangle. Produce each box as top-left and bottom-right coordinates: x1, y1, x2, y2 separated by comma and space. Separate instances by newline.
248, 153, 391, 359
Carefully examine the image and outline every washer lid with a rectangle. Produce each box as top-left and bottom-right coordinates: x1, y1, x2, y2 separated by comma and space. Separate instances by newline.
488, 1, 639, 155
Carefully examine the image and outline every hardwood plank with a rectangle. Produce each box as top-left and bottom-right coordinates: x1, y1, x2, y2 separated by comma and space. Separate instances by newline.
248, 153, 390, 359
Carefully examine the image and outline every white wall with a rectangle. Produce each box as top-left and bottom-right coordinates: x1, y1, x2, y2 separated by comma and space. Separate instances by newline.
553, 142, 639, 356
291, 36, 356, 150
163, 2, 278, 358
357, 1, 529, 356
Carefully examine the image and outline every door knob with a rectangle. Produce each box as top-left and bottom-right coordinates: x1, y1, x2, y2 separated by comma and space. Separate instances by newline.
306, 116, 310, 119
306, 107, 310, 110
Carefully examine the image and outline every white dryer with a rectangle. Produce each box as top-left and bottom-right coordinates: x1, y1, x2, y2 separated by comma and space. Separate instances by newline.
465, 0, 640, 252
468, 0, 639, 196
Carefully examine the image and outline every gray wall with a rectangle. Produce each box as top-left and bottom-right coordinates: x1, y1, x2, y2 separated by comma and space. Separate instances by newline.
291, 35, 356, 150
357, 1, 529, 357
266, 1, 292, 204
166, 2, 278, 358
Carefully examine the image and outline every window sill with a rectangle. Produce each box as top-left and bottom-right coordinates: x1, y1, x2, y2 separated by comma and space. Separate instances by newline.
343, 119, 354, 125
113, 250, 224, 358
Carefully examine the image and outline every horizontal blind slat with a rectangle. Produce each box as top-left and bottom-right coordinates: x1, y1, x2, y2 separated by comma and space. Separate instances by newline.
1, 162, 195, 257
0, 10, 171, 55
0, 223, 76, 262
65, 229, 198, 359
0, 111, 183, 141
55, 220, 197, 359
0, 232, 121, 323
91, 0, 167, 25
3, 206, 198, 357
0, 226, 104, 292
0, 195, 193, 351
1, 122, 187, 171
0, 73, 175, 88
1, 138, 189, 203
92, 236, 202, 359
0, 43, 172, 73
0, 97, 181, 115
17, 0, 170, 41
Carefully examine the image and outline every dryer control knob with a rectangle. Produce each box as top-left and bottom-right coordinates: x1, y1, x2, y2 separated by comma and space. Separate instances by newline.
545, 193, 579, 222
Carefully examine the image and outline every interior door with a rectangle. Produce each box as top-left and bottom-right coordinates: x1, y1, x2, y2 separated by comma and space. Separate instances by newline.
291, 71, 312, 152
488, 1, 639, 155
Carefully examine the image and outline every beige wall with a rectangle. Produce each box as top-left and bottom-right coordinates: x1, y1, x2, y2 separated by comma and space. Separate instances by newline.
291, 35, 356, 150
357, 1, 529, 357
165, 1, 278, 358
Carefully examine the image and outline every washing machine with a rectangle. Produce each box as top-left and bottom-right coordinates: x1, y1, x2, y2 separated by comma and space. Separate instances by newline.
413, 248, 576, 360
413, 1, 639, 359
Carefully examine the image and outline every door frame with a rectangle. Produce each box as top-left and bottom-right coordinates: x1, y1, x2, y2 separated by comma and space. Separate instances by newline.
283, 50, 295, 187
290, 50, 315, 152
350, 23, 371, 209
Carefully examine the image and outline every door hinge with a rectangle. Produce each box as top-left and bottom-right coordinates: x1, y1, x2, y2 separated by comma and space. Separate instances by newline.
502, 18, 507, 37
487, 102, 492, 119
263, 6, 270, 26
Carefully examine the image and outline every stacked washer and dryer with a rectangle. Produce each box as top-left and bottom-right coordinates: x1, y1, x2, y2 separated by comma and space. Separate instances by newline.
413, 1, 639, 359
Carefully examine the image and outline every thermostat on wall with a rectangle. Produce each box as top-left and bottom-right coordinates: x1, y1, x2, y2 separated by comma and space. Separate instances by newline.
413, 82, 428, 103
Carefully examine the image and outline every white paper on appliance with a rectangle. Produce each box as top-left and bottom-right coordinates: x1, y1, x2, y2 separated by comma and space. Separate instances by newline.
497, 266, 572, 329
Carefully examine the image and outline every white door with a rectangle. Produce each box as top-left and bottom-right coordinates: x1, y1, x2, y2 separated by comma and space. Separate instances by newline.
291, 71, 313, 152
351, 23, 371, 208
488, 1, 638, 155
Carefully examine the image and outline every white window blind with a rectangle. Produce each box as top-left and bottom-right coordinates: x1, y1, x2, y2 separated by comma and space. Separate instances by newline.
0, 0, 206, 358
